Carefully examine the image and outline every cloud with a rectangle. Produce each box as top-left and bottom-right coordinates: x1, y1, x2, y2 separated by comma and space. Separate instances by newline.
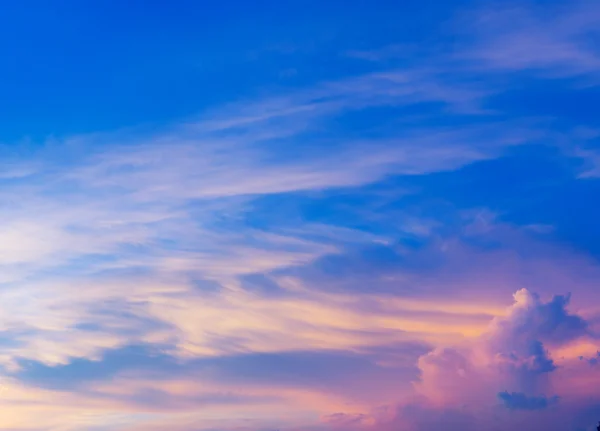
489, 290, 588, 346
416, 289, 589, 405
346, 1, 600, 85
464, 3, 600, 79
579, 351, 600, 366
311, 291, 599, 431
497, 391, 559, 410
12, 344, 426, 403
5, 287, 596, 431
0, 53, 541, 372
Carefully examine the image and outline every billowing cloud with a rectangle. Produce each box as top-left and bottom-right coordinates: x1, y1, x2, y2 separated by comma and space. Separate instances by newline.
321, 289, 599, 431
416, 289, 589, 407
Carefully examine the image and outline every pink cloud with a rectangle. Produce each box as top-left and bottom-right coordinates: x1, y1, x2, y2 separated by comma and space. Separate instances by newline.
323, 289, 600, 431
416, 289, 589, 404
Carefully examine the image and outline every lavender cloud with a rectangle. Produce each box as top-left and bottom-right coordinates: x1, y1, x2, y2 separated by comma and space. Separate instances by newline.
315, 291, 599, 431
416, 289, 589, 405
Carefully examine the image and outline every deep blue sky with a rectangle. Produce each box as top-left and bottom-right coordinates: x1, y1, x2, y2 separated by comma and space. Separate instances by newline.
0, 0, 471, 139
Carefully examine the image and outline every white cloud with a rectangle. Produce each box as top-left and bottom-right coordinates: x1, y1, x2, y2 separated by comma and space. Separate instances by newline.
0, 48, 554, 371
461, 1, 600, 80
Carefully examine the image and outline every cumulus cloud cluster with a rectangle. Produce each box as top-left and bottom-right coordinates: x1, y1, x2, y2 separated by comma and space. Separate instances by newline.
417, 289, 589, 408
325, 289, 599, 431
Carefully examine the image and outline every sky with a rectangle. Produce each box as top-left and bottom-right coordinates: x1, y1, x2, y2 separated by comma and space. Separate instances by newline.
0, 0, 600, 430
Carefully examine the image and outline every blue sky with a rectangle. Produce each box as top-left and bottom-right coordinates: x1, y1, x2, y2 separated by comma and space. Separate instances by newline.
1, 1, 600, 430
2, 0, 457, 138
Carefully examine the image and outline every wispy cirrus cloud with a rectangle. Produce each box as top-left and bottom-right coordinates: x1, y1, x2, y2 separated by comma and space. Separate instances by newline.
0, 53, 536, 372
462, 1, 600, 80
351, 1, 600, 82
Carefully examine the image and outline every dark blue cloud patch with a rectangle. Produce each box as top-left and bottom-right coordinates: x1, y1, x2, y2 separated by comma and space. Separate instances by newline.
13, 345, 178, 390
11, 342, 428, 403
579, 351, 600, 366
277, 241, 448, 296
74, 299, 176, 339
198, 347, 426, 398
498, 391, 559, 411
532, 293, 589, 344
239, 273, 289, 297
